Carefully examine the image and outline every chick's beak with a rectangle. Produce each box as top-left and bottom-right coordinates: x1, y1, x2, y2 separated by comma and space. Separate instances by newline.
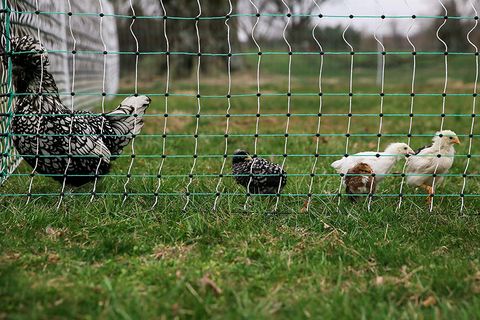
407, 147, 415, 155
246, 156, 253, 162
453, 137, 461, 145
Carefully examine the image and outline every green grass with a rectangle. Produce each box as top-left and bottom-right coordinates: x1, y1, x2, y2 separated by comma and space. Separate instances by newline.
1, 207, 480, 318
1, 53, 480, 319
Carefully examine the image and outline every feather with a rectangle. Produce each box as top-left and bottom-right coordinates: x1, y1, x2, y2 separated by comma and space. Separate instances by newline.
414, 144, 432, 155
232, 149, 286, 194
332, 142, 414, 186
407, 130, 460, 188
345, 163, 376, 203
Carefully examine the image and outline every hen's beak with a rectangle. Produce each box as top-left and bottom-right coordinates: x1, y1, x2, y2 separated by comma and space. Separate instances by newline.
246, 156, 253, 162
407, 147, 415, 155
453, 137, 461, 145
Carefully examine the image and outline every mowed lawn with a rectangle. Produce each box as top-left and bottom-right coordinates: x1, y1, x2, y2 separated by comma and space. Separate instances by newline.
1, 53, 480, 318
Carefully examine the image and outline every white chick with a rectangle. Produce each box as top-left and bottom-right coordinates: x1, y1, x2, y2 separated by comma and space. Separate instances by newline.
407, 130, 460, 204
331, 142, 415, 188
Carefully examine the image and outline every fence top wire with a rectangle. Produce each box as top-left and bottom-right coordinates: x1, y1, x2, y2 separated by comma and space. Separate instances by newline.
6, 10, 480, 20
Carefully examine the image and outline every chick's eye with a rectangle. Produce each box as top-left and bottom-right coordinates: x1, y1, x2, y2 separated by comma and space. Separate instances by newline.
449, 137, 453, 139
404, 147, 407, 150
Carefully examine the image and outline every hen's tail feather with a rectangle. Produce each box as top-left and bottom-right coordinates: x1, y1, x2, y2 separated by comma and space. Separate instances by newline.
107, 96, 150, 134
105, 95, 151, 156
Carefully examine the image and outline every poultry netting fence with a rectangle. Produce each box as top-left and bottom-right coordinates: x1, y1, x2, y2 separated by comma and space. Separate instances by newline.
0, 0, 479, 214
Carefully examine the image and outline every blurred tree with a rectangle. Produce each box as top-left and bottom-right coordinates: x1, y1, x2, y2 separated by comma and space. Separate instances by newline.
110, 0, 242, 77
237, 0, 327, 50
313, 25, 362, 51
431, 0, 470, 52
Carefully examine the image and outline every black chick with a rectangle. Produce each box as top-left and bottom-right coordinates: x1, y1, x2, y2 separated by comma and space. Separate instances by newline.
345, 162, 376, 203
3, 35, 151, 186
232, 149, 286, 194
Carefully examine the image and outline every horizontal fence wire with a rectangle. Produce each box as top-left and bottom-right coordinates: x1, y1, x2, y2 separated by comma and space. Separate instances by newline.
6, 50, 480, 55
5, 10, 480, 20
1, 0, 479, 214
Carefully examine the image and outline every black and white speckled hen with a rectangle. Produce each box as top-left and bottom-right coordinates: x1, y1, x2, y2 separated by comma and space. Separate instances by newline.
2, 35, 151, 186
232, 149, 286, 194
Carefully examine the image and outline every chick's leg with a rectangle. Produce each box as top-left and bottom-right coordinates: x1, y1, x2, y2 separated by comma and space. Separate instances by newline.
420, 184, 435, 205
